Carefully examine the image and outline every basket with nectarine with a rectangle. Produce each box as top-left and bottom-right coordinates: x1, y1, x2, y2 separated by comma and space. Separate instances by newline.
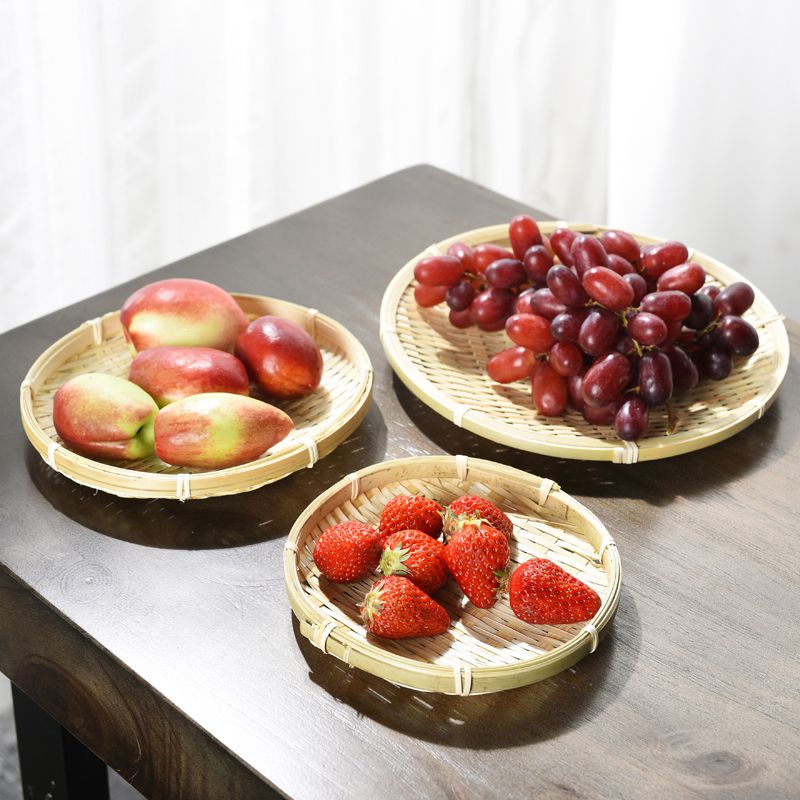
20, 279, 372, 499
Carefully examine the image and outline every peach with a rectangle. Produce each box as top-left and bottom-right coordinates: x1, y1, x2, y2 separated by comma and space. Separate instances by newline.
154, 393, 293, 469
235, 316, 323, 399
129, 347, 249, 407
53, 373, 158, 460
120, 278, 248, 353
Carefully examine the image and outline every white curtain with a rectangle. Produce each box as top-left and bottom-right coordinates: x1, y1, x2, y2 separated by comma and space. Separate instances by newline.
1, 0, 799, 334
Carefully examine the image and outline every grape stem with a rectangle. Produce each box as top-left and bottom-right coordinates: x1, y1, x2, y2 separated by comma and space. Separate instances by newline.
666, 400, 678, 435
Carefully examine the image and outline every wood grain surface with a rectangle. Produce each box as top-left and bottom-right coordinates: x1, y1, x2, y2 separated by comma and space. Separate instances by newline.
0, 166, 798, 799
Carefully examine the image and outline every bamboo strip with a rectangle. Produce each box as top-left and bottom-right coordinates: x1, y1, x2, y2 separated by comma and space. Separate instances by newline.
20, 294, 373, 499
284, 455, 621, 695
379, 223, 790, 461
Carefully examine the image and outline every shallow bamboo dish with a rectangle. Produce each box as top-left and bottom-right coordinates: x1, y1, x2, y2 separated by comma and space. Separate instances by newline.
285, 455, 620, 695
20, 294, 373, 500
380, 223, 789, 463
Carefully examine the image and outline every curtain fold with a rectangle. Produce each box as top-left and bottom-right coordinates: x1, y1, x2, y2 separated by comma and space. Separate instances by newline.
1, 0, 798, 333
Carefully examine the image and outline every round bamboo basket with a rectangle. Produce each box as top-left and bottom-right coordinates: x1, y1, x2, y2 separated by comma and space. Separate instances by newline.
380, 223, 789, 463
20, 294, 373, 500
285, 455, 620, 695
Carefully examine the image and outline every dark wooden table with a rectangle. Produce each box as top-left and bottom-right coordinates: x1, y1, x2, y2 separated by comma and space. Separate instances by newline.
1, 166, 798, 800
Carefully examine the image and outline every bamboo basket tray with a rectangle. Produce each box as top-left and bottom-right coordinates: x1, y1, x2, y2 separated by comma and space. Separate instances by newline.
284, 455, 620, 695
380, 223, 789, 463
20, 294, 373, 500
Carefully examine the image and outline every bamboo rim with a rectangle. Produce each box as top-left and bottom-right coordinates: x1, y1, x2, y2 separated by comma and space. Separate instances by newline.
20, 294, 373, 500
284, 455, 621, 695
380, 222, 789, 462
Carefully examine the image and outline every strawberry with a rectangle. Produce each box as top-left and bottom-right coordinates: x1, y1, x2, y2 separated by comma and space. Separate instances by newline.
444, 518, 509, 608
378, 495, 443, 543
444, 495, 513, 539
313, 521, 381, 583
379, 529, 449, 595
509, 558, 601, 624
360, 576, 450, 639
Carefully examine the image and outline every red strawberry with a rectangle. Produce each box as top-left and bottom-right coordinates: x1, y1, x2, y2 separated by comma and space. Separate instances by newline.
360, 576, 450, 639
313, 521, 381, 583
380, 529, 449, 594
379, 495, 443, 543
444, 495, 513, 539
444, 518, 509, 608
509, 558, 601, 624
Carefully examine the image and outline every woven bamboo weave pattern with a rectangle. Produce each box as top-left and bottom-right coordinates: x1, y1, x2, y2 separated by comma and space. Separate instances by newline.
380, 224, 789, 462
285, 457, 620, 695
20, 294, 373, 499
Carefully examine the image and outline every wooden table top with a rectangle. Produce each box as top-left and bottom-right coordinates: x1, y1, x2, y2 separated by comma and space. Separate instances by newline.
1, 165, 798, 800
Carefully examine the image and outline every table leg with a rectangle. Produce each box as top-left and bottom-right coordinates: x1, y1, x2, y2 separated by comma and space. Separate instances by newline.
12, 683, 110, 800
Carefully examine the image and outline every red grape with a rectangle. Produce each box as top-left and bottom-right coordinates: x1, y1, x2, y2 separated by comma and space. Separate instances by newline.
663, 319, 683, 342
447, 241, 475, 272
713, 315, 759, 356
529, 288, 568, 320
700, 285, 721, 301
714, 282, 755, 316
486, 258, 527, 289
532, 363, 568, 416
578, 309, 620, 356
684, 292, 715, 330
583, 267, 635, 311
696, 344, 732, 380
550, 342, 583, 376
571, 234, 610, 275
414, 284, 448, 307
640, 241, 689, 279
515, 288, 536, 315
473, 243, 514, 274
550, 228, 577, 266
522, 245, 553, 286
657, 262, 706, 294
509, 215, 543, 259
606, 254, 636, 276
479, 319, 509, 333
664, 345, 699, 393
615, 397, 649, 441
506, 313, 555, 352
628, 312, 668, 346
472, 288, 515, 325
623, 273, 648, 306
567, 374, 585, 412
414, 255, 464, 287
582, 353, 631, 407
638, 352, 673, 406
599, 230, 640, 265
445, 279, 475, 311
640, 291, 692, 321
487, 346, 537, 383
551, 308, 591, 342
547, 265, 589, 308
583, 399, 622, 425
449, 308, 474, 328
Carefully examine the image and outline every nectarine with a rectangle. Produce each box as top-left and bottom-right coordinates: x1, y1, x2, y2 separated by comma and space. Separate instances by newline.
235, 316, 323, 399
53, 373, 158, 460
120, 278, 247, 353
129, 347, 249, 406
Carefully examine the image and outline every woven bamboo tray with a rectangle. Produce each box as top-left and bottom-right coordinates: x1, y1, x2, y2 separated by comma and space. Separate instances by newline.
20, 294, 373, 500
380, 223, 789, 463
285, 455, 620, 695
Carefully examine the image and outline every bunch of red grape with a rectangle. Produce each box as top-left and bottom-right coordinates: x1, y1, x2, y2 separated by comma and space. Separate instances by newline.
413, 215, 759, 441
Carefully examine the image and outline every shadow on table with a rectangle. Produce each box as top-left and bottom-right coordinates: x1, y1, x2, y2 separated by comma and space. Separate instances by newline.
294, 586, 641, 749
24, 403, 388, 550
393, 374, 789, 506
